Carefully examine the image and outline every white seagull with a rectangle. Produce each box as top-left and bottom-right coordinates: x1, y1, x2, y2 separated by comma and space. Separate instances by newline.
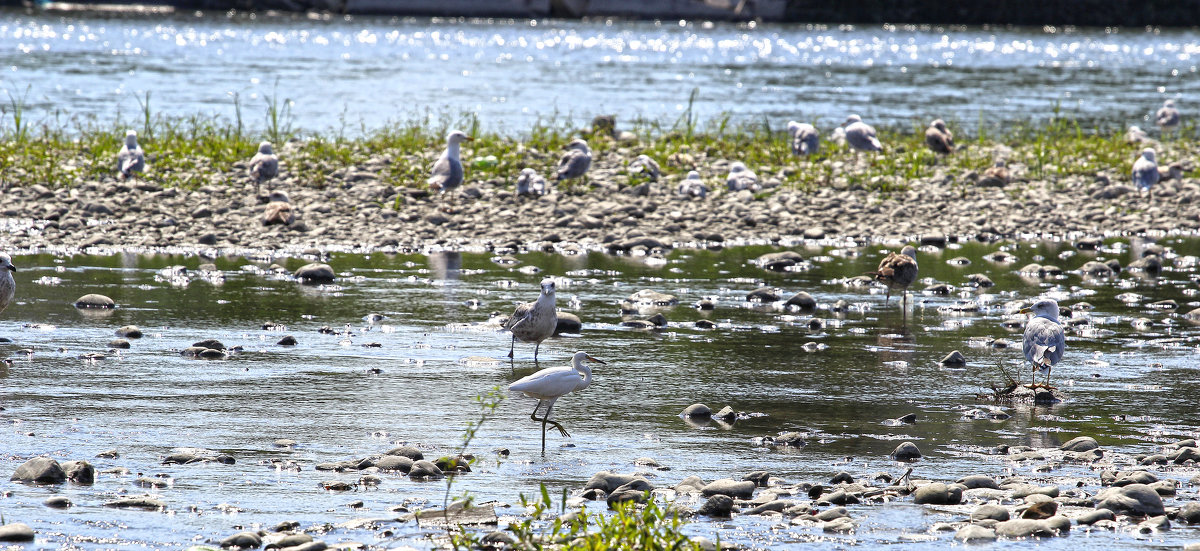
1020, 299, 1066, 388
842, 114, 884, 152
787, 121, 819, 156
503, 278, 558, 361
117, 130, 145, 180
428, 130, 473, 196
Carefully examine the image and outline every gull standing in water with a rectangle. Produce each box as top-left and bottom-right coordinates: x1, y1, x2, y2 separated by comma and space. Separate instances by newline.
117, 130, 145, 180
1132, 148, 1160, 200
870, 245, 918, 308
428, 130, 473, 198
787, 121, 820, 156
1020, 299, 1065, 388
842, 115, 884, 153
249, 141, 279, 194
503, 278, 558, 361
509, 351, 606, 452
1156, 100, 1180, 137
924, 119, 954, 154
556, 139, 592, 185
0, 253, 16, 315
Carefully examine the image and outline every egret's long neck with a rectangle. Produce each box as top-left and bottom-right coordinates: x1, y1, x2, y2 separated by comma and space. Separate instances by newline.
575, 362, 592, 390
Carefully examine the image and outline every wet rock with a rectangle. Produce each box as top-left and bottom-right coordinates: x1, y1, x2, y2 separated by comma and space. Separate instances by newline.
994, 518, 1058, 538
746, 287, 781, 302
696, 494, 733, 517
830, 471, 854, 484
1021, 501, 1058, 519
373, 455, 413, 473
294, 263, 335, 283
554, 312, 583, 335
891, 441, 921, 460
607, 488, 648, 507
785, 291, 816, 310
220, 530, 262, 548
814, 507, 850, 521
109, 338, 131, 349
955, 525, 997, 542
1095, 484, 1164, 516
60, 460, 95, 484
1177, 502, 1200, 524
694, 319, 717, 329
44, 496, 72, 509
1075, 237, 1103, 250
621, 289, 678, 310
700, 478, 755, 499
0, 523, 35, 542
972, 504, 1010, 521
272, 534, 314, 548
756, 251, 804, 271
386, 446, 424, 460
680, 404, 712, 418
1167, 446, 1200, 463
10, 457, 66, 484
1079, 261, 1115, 276
435, 455, 472, 473
674, 476, 706, 494
819, 490, 860, 505
1128, 255, 1162, 273
104, 497, 167, 510
940, 350, 966, 366
408, 460, 444, 480
967, 273, 995, 287
713, 405, 736, 421
277, 335, 297, 346
192, 339, 226, 351
913, 482, 962, 505
1075, 508, 1116, 525
585, 471, 638, 493
74, 294, 116, 309
1109, 471, 1157, 486
1009, 484, 1059, 498
957, 475, 999, 489
743, 499, 789, 515
821, 517, 856, 533
894, 413, 918, 424
1060, 436, 1099, 452
116, 325, 143, 338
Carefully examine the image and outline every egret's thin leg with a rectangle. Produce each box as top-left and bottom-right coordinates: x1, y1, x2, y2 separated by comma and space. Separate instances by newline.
508, 334, 515, 359
533, 400, 569, 438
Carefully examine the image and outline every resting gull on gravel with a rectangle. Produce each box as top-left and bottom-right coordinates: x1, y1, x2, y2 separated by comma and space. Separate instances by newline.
842, 115, 883, 153
924, 119, 954, 154
677, 170, 708, 198
556, 139, 592, 184
725, 162, 760, 192
248, 141, 279, 194
428, 130, 473, 197
1156, 99, 1180, 136
628, 154, 661, 180
515, 168, 548, 197
117, 130, 145, 180
787, 121, 819, 156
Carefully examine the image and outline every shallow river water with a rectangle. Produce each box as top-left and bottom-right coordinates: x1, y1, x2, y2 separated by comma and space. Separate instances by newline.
1, 9, 1198, 134
2, 236, 1199, 548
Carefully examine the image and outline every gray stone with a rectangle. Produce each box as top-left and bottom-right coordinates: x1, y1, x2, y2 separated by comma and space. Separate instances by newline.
696, 495, 733, 517
109, 338, 131, 349
940, 350, 966, 366
44, 496, 72, 509
674, 476, 706, 494
957, 475, 999, 489
385, 446, 424, 460
220, 530, 262, 548
815, 507, 849, 521
955, 525, 997, 542
1176, 502, 1200, 524
680, 403, 712, 418
746, 287, 781, 302
700, 478, 755, 499
607, 489, 648, 507
408, 460, 444, 480
585, 471, 637, 493
891, 441, 921, 460
1095, 484, 1165, 516
554, 312, 583, 334
994, 519, 1057, 538
913, 482, 962, 505
743, 499, 790, 515
74, 293, 116, 309
756, 251, 804, 271
785, 291, 817, 310
10, 457, 66, 484
294, 263, 335, 283
1060, 436, 1099, 452
971, 504, 1010, 521
0, 523, 35, 542
115, 325, 143, 338
373, 455, 413, 473
104, 497, 167, 510
1075, 508, 1116, 525
60, 460, 95, 484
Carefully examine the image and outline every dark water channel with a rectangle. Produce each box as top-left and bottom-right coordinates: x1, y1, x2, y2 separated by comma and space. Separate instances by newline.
1, 236, 1199, 548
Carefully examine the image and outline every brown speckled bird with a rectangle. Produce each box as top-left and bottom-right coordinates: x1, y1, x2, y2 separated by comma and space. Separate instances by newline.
870, 245, 918, 308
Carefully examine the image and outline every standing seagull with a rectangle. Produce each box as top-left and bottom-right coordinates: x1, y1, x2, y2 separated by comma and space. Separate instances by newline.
248, 141, 279, 194
924, 119, 954, 154
0, 253, 15, 315
556, 139, 592, 185
509, 351, 606, 452
842, 114, 884, 153
787, 121, 820, 156
1156, 100, 1180, 136
1019, 299, 1065, 388
515, 167, 548, 197
117, 130, 145, 180
503, 278, 558, 361
427, 130, 473, 197
1132, 148, 1160, 200
870, 245, 918, 308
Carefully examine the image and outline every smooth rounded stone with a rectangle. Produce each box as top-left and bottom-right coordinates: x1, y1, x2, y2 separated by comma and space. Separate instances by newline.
74, 293, 116, 309
612, 478, 654, 494
1137, 515, 1170, 532
994, 519, 1058, 538
1179, 503, 1200, 524
1074, 508, 1116, 525
756, 251, 804, 271
405, 458, 444, 480
674, 475, 706, 494
712, 405, 736, 421
1184, 307, 1200, 322
1096, 484, 1164, 516
554, 312, 583, 335
220, 530, 262, 548
785, 291, 817, 310
1075, 236, 1103, 250
818, 490, 860, 506
972, 504, 1010, 521
1021, 501, 1058, 519
60, 460, 95, 484
385, 446, 424, 461
1168, 447, 1200, 463
1149, 479, 1177, 496
743, 471, 770, 487
830, 471, 854, 484
743, 500, 790, 515
895, 413, 918, 424
1060, 436, 1099, 452
10, 457, 66, 484
585, 471, 638, 493
192, 339, 226, 350
294, 263, 335, 283
940, 350, 966, 366
372, 455, 413, 473
115, 325, 144, 338
105, 497, 167, 510
913, 483, 962, 505
1067, 449, 1104, 462
958, 475, 999, 490
891, 441, 922, 460
955, 524, 997, 542
1010, 484, 1059, 499
701, 478, 756, 499
273, 439, 297, 448
1079, 261, 1115, 276
1109, 470, 1157, 486
821, 517, 856, 533
1171, 438, 1198, 449
109, 338, 131, 349
271, 534, 314, 548
746, 287, 782, 302
607, 488, 648, 507
815, 507, 850, 522
0, 523, 34, 542
967, 273, 995, 287
44, 496, 73, 509
276, 335, 297, 346
694, 494, 733, 518
680, 403, 712, 418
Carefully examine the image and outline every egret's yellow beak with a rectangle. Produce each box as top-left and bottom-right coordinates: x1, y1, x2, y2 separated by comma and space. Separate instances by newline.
586, 355, 607, 365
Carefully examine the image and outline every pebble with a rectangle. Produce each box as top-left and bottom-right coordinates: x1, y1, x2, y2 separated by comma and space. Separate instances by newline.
891, 441, 922, 460
700, 478, 755, 499
74, 293, 116, 309
0, 523, 34, 542
1095, 483, 1165, 516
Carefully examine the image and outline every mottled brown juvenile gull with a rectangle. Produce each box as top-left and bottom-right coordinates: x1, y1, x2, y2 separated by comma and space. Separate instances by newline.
428, 130, 473, 196
842, 114, 883, 152
515, 167, 547, 197
503, 278, 558, 362
1132, 147, 1160, 198
1126, 125, 1151, 144
677, 170, 707, 198
870, 245, 917, 308
628, 154, 661, 180
787, 121, 819, 156
0, 253, 16, 315
248, 141, 279, 193
725, 162, 759, 192
1156, 99, 1180, 135
1157, 161, 1184, 182
556, 139, 592, 184
509, 350, 606, 452
1020, 298, 1065, 388
116, 130, 145, 180
980, 161, 1010, 186
924, 119, 954, 154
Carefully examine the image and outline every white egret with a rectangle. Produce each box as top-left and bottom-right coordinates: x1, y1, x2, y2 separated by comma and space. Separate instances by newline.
509, 351, 606, 452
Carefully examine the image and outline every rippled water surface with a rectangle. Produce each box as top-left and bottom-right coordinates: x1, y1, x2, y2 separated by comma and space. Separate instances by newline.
2, 237, 1200, 548
1, 10, 1198, 133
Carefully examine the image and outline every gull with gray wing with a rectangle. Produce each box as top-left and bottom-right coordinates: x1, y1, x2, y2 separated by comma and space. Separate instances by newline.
1020, 298, 1066, 388
503, 278, 558, 361
117, 130, 145, 180
428, 130, 473, 197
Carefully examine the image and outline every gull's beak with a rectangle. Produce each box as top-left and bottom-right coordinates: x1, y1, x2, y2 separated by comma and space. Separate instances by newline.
465, 136, 474, 141
586, 355, 607, 365
1018, 307, 1032, 314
